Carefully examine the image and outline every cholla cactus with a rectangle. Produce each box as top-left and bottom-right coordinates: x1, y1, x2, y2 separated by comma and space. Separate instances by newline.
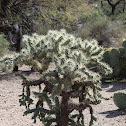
0, 29, 112, 126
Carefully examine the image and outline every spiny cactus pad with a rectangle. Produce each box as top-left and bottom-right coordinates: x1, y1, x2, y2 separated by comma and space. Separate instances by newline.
110, 49, 120, 68
122, 41, 126, 49
103, 41, 126, 78
103, 50, 110, 64
119, 47, 125, 57
113, 92, 126, 110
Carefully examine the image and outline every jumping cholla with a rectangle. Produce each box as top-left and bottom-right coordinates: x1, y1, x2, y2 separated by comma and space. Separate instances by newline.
0, 29, 112, 126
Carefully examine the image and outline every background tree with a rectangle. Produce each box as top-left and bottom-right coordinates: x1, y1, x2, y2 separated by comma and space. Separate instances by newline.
107, 0, 123, 15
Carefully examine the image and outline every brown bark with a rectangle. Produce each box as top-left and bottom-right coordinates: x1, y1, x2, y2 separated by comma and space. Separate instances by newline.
107, 0, 123, 14
60, 91, 69, 126
13, 26, 22, 72
122, 0, 126, 12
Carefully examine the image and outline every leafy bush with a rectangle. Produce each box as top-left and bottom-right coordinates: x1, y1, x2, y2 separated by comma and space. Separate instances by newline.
101, 0, 126, 16
31, 0, 101, 34
75, 15, 125, 48
75, 14, 108, 40
0, 34, 9, 56
113, 92, 126, 110
0, 29, 112, 125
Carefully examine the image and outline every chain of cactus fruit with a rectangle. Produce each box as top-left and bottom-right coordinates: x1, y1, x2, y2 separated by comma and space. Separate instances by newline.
0, 29, 112, 126
103, 40, 126, 79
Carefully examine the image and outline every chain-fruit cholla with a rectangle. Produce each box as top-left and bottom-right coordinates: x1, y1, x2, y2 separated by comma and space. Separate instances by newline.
0, 29, 112, 126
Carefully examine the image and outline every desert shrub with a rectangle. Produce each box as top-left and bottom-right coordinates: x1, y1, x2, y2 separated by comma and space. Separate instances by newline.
104, 20, 126, 47
114, 13, 126, 24
0, 29, 112, 125
31, 0, 126, 36
101, 0, 126, 16
75, 14, 108, 40
31, 0, 101, 34
75, 16, 126, 48
0, 34, 9, 56
67, 1, 126, 48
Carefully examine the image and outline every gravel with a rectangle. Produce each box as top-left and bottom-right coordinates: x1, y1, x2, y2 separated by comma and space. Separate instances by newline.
0, 66, 126, 126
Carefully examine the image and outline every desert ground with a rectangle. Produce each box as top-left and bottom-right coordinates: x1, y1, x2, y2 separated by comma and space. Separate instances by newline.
0, 66, 126, 126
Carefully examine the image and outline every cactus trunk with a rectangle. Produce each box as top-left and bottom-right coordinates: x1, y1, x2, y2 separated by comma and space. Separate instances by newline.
60, 91, 69, 126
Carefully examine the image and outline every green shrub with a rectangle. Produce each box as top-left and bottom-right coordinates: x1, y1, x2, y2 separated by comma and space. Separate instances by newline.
75, 14, 108, 40
75, 16, 125, 48
0, 29, 112, 125
113, 92, 126, 110
0, 34, 9, 56
31, 0, 101, 34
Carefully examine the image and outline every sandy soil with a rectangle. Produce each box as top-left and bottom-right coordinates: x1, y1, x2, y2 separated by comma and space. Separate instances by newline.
93, 82, 126, 126
0, 66, 126, 126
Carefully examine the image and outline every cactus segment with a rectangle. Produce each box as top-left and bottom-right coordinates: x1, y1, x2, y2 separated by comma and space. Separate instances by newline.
113, 92, 126, 110
113, 66, 120, 76
110, 49, 120, 57
103, 50, 110, 64
119, 47, 125, 57
103, 41, 126, 79
122, 41, 126, 49
109, 49, 120, 68
123, 52, 126, 59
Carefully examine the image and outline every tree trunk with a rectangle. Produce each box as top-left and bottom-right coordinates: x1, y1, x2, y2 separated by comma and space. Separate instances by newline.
123, 2, 125, 12
13, 65, 18, 72
13, 26, 22, 72
107, 0, 123, 15
15, 28, 22, 52
112, 5, 116, 15
60, 91, 69, 126
101, 1, 103, 8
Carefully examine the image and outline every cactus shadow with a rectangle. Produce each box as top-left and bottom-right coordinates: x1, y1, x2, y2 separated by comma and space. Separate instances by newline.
0, 72, 16, 81
99, 109, 126, 118
101, 82, 126, 92
19, 70, 34, 75
0, 70, 38, 81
